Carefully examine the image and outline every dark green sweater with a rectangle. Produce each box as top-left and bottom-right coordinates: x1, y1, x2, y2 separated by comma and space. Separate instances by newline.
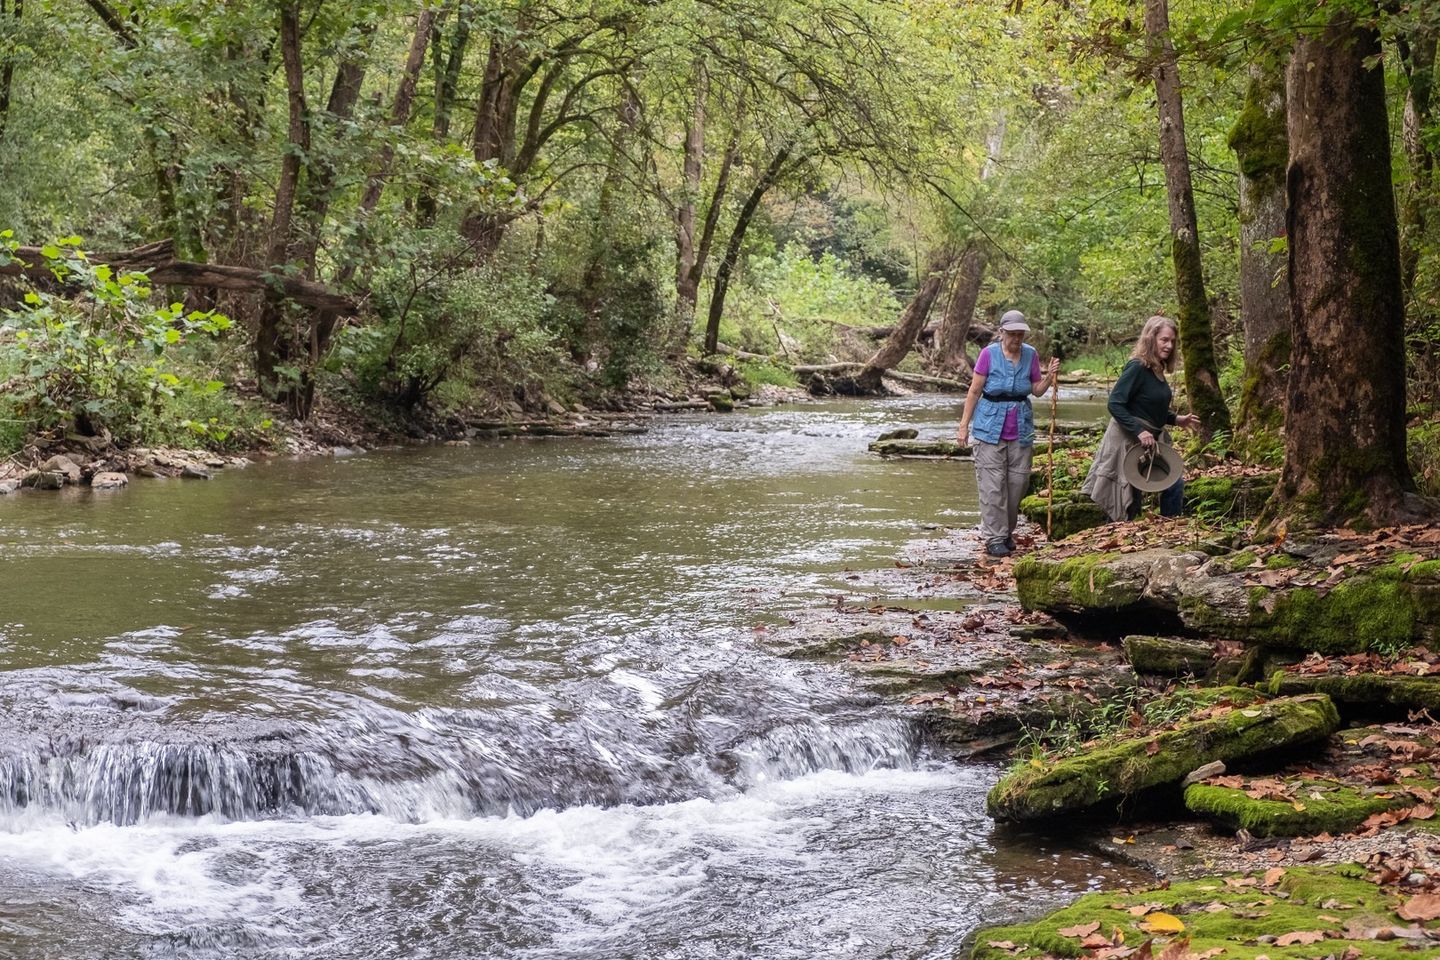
1108, 358, 1177, 437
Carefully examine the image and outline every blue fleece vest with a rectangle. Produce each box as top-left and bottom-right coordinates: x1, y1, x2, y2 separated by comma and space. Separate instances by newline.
972, 343, 1036, 445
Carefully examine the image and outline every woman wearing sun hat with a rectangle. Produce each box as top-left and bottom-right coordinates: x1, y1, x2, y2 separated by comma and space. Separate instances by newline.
1082, 314, 1202, 521
956, 310, 1060, 557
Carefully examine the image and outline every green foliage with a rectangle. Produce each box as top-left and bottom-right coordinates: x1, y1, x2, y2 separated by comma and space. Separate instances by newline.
352, 255, 568, 411
0, 236, 238, 443
736, 360, 800, 389
716, 244, 902, 361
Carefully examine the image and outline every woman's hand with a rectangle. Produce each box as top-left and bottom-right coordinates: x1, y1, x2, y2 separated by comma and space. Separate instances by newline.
957, 421, 971, 444
1046, 357, 1060, 382
1175, 414, 1201, 431
1137, 429, 1156, 450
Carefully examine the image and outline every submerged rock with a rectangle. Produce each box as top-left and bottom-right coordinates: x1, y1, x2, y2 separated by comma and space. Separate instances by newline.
868, 438, 969, 458
90, 471, 129, 489
986, 691, 1339, 822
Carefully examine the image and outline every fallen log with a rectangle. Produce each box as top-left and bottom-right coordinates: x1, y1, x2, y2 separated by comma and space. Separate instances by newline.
3, 240, 360, 315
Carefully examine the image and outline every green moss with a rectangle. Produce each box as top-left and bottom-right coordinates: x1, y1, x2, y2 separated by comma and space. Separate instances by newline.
986, 692, 1337, 822
1228, 71, 1288, 189
1018, 494, 1108, 541
1185, 780, 1407, 837
969, 865, 1416, 960
1014, 551, 1131, 611
1259, 577, 1416, 655
1224, 549, 1258, 572
1269, 671, 1440, 710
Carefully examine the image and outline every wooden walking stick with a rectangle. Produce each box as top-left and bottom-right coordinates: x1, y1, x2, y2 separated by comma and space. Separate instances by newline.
1046, 368, 1059, 538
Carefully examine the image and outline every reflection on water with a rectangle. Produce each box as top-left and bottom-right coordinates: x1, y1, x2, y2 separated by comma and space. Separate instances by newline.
0, 393, 1132, 959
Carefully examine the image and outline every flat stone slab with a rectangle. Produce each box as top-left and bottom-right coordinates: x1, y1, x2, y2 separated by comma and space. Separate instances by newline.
1268, 669, 1440, 711
986, 691, 1340, 822
1183, 723, 1440, 838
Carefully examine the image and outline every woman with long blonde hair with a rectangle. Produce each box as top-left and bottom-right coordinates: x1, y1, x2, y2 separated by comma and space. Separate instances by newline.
1082, 315, 1202, 521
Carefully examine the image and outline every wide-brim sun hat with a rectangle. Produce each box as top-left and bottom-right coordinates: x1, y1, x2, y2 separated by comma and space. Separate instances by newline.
1122, 440, 1186, 493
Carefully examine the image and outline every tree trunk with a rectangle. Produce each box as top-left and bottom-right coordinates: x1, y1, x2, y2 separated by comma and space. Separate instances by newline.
854, 249, 954, 391
1272, 14, 1420, 527
0, 0, 20, 144
935, 243, 985, 374
674, 64, 706, 317
1145, 0, 1231, 441
358, 6, 435, 216
460, 36, 523, 255
256, 1, 310, 404
417, 0, 474, 225
703, 145, 793, 355
1228, 59, 1290, 434
1399, 27, 1436, 300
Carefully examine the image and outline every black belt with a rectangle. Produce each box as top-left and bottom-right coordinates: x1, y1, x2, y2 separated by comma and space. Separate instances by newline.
982, 392, 1031, 403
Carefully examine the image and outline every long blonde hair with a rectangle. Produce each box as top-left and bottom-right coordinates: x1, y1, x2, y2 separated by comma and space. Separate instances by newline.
1132, 315, 1179, 377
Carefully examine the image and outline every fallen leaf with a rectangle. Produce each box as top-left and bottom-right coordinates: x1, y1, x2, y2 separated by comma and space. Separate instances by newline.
1262, 867, 1286, 887
1140, 912, 1185, 934
1058, 921, 1101, 938
1274, 930, 1325, 946
1397, 892, 1440, 922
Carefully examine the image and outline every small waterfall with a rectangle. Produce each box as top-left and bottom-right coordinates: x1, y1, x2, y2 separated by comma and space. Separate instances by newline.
0, 709, 921, 828
0, 742, 473, 826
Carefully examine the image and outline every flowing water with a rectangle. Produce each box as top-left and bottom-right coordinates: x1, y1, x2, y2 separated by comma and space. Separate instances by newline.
0, 393, 1135, 959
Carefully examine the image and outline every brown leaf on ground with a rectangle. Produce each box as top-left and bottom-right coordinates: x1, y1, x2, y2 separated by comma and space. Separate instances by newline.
1274, 930, 1325, 946
1261, 867, 1286, 887
1057, 921, 1101, 938
1397, 893, 1440, 922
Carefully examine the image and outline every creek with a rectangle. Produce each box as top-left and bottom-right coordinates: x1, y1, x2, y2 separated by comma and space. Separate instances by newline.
0, 395, 1136, 959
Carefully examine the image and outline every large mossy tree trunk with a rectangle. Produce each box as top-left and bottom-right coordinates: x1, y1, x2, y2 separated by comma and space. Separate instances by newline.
852, 249, 954, 391
1272, 13, 1421, 528
1145, 0, 1231, 442
1228, 59, 1290, 435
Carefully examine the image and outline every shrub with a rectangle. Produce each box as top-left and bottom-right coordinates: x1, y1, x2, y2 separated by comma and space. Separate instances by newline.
0, 233, 235, 443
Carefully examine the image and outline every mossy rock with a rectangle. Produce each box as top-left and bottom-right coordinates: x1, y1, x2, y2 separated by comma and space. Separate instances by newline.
706, 392, 735, 412
874, 428, 919, 442
986, 692, 1338, 822
1015, 548, 1201, 614
1018, 492, 1108, 541
1179, 555, 1440, 655
1184, 780, 1409, 838
1268, 670, 1440, 711
868, 438, 968, 458
1122, 635, 1217, 677
968, 864, 1422, 959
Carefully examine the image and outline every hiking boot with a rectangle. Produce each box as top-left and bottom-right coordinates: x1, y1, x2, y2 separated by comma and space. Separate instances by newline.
1005, 535, 1016, 552
985, 540, 1013, 558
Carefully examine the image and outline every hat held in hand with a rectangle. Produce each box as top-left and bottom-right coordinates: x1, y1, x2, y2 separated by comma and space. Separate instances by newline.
1122, 439, 1186, 493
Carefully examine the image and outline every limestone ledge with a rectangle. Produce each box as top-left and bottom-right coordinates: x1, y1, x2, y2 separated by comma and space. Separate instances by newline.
985, 691, 1339, 823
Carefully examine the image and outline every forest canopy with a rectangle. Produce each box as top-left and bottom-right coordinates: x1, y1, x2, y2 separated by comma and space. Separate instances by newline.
0, 0, 1436, 521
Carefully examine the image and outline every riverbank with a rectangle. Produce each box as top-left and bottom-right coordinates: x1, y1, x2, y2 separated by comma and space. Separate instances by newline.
777, 483, 1440, 956
0, 366, 811, 495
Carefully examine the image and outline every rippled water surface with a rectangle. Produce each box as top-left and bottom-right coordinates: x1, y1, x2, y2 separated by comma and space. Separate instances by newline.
0, 394, 1131, 959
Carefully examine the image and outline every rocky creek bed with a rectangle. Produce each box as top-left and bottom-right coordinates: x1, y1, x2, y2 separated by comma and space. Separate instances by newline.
775, 435, 1440, 958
